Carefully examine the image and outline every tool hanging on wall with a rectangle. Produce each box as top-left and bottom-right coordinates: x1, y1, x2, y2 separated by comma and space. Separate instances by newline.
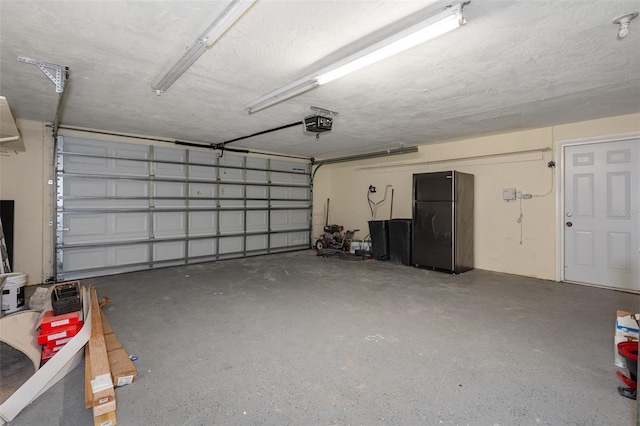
367, 185, 393, 220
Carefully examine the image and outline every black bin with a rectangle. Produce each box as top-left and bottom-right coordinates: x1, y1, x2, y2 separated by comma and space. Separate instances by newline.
389, 219, 412, 266
368, 220, 390, 260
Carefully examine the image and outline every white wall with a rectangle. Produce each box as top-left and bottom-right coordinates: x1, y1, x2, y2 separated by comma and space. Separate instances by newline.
1, 113, 638, 284
0, 119, 54, 284
313, 113, 640, 280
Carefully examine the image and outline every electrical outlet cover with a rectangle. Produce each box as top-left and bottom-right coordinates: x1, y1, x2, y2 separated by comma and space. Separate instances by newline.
502, 188, 517, 201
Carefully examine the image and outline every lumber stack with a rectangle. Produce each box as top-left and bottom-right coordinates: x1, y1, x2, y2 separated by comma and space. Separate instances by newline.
85, 287, 137, 426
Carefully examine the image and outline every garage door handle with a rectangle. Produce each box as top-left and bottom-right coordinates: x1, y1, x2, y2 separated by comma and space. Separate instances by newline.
57, 227, 70, 231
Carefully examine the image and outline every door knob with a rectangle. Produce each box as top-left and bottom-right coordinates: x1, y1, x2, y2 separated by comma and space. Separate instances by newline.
566, 222, 573, 227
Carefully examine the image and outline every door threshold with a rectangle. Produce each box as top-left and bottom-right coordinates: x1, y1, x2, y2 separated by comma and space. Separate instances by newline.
562, 280, 640, 295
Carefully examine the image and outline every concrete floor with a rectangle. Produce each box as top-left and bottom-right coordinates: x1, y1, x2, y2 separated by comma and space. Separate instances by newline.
5, 250, 640, 425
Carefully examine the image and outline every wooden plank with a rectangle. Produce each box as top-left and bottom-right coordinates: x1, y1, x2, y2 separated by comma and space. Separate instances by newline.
86, 342, 116, 410
93, 409, 117, 426
100, 311, 136, 386
92, 395, 116, 417
101, 313, 113, 335
92, 387, 115, 408
104, 332, 122, 352
84, 345, 92, 409
89, 287, 111, 394
107, 348, 137, 387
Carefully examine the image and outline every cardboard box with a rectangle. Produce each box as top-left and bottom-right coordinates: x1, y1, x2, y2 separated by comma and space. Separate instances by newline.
41, 344, 66, 362
37, 310, 81, 332
615, 310, 639, 368
37, 322, 82, 345
43, 336, 73, 349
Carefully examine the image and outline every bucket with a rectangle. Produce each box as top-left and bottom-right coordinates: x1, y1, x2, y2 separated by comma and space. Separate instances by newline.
1, 272, 27, 313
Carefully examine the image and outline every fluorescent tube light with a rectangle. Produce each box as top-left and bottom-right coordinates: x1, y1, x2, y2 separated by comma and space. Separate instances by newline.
245, 79, 319, 114
316, 7, 465, 85
152, 0, 256, 94
245, 3, 466, 113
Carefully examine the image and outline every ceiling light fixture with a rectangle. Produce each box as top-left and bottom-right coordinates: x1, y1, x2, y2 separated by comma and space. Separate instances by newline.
613, 12, 638, 39
152, 0, 256, 94
245, 2, 468, 114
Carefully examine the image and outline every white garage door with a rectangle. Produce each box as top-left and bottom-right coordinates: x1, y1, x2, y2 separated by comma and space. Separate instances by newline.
55, 136, 312, 280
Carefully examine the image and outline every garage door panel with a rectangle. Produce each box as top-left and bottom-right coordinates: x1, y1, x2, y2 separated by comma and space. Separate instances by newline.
64, 214, 108, 243
64, 139, 150, 176
270, 210, 309, 231
57, 136, 311, 280
247, 200, 269, 208
190, 182, 217, 198
270, 233, 288, 248
113, 213, 149, 239
272, 172, 308, 185
246, 185, 267, 199
190, 165, 217, 180
155, 182, 185, 197
247, 211, 268, 231
64, 247, 109, 271
154, 182, 186, 207
220, 155, 244, 181
65, 178, 108, 197
189, 239, 217, 257
219, 236, 243, 254
64, 137, 109, 157
112, 159, 150, 177
64, 178, 149, 209
154, 148, 185, 173
154, 212, 186, 238
271, 211, 288, 228
110, 143, 150, 160
247, 235, 268, 251
190, 151, 218, 166
220, 200, 244, 208
64, 155, 109, 174
291, 232, 309, 245
114, 244, 150, 265
64, 243, 149, 272
64, 213, 149, 244
246, 158, 268, 182
273, 201, 309, 208
220, 184, 243, 198
220, 211, 244, 234
155, 162, 186, 179
189, 211, 217, 236
291, 210, 310, 227
153, 241, 185, 261
271, 186, 310, 201
290, 187, 310, 199
115, 179, 149, 197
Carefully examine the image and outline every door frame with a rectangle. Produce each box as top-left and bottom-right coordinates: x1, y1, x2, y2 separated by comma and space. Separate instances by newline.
554, 131, 640, 285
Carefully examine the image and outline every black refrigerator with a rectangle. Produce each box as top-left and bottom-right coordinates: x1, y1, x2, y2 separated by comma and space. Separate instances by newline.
412, 171, 474, 273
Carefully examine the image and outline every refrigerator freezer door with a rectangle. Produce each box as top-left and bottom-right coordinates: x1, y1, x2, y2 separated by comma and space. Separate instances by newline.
412, 201, 453, 270
413, 171, 454, 202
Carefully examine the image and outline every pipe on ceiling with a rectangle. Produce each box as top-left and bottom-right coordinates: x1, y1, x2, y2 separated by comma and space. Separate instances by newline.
311, 146, 418, 180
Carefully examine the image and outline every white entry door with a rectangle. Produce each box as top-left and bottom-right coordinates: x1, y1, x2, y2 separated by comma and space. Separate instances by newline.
563, 139, 639, 291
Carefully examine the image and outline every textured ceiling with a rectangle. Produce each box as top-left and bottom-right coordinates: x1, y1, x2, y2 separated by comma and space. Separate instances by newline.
1, 0, 639, 159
